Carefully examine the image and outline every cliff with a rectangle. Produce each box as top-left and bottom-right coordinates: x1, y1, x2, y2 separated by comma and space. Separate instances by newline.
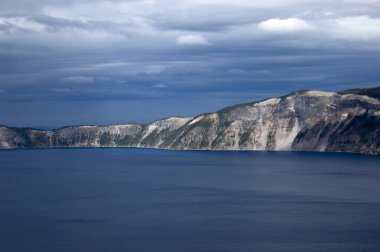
1, 87, 379, 155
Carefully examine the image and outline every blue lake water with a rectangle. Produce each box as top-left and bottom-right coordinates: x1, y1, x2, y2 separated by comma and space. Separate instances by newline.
1, 148, 380, 252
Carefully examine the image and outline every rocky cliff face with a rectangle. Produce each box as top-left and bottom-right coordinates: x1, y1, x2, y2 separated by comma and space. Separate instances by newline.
1, 88, 380, 155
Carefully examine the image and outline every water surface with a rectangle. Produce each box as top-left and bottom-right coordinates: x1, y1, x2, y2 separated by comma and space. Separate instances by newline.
1, 148, 380, 251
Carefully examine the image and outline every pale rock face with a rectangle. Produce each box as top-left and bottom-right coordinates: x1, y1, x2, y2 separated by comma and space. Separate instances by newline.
138, 117, 192, 147
275, 117, 300, 150
0, 88, 379, 155
189, 115, 205, 125
342, 94, 380, 104
304, 90, 336, 97
255, 98, 281, 106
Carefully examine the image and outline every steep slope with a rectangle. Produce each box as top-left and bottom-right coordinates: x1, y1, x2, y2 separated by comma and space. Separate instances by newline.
1, 87, 379, 154
0, 126, 52, 148
47, 117, 192, 148
163, 90, 380, 154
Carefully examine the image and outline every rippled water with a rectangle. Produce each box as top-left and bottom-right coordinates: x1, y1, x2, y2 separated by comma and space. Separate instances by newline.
1, 148, 380, 251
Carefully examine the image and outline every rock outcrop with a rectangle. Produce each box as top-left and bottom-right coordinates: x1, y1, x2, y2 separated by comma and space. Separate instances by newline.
1, 87, 379, 155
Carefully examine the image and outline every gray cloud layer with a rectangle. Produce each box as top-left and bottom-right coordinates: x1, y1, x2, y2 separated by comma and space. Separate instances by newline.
1, 0, 380, 126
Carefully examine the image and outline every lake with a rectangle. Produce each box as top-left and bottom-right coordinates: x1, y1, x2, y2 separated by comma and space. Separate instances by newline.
1, 148, 380, 251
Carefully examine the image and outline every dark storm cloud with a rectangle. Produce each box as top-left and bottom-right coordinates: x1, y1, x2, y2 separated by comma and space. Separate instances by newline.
1, 0, 380, 126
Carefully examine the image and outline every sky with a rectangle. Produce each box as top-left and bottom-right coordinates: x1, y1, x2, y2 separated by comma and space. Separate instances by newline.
1, 0, 380, 128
